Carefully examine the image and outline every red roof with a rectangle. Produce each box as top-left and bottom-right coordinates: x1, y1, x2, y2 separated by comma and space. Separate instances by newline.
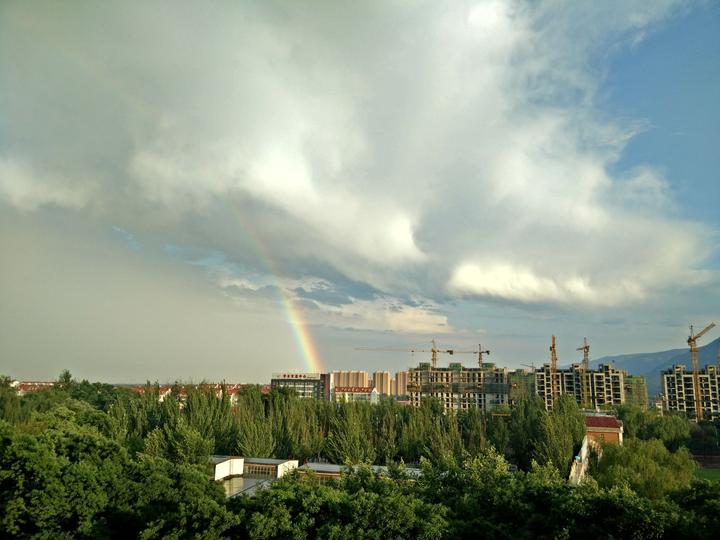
585, 416, 622, 429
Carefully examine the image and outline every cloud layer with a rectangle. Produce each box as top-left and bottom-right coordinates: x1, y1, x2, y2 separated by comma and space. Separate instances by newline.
0, 0, 714, 341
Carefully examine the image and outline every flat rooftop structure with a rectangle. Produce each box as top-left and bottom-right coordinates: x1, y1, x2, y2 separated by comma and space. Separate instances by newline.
209, 455, 244, 481
243, 457, 294, 465
298, 462, 421, 478
210, 455, 299, 496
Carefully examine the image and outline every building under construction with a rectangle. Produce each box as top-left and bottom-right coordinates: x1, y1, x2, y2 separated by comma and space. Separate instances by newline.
407, 361, 509, 413
535, 363, 644, 411
661, 364, 720, 419
395, 337, 648, 413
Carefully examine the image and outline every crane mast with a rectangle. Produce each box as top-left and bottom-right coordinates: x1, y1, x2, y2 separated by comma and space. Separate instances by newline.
550, 335, 559, 402
688, 322, 716, 421
576, 337, 591, 409
577, 337, 590, 371
477, 344, 491, 369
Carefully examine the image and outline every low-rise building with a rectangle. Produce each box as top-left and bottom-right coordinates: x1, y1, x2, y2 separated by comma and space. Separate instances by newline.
210, 455, 298, 498
270, 372, 333, 400
584, 415, 623, 445
297, 463, 421, 482
334, 386, 379, 403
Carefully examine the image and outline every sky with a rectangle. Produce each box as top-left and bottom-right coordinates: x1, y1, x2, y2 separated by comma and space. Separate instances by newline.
1, 0, 718, 383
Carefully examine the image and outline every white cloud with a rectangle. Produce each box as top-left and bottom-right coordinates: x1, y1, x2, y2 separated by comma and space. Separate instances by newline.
0, 158, 89, 211
449, 261, 645, 305
312, 296, 452, 335
0, 0, 712, 315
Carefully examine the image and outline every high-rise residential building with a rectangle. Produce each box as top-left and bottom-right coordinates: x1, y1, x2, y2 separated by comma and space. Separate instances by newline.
271, 373, 333, 400
662, 364, 720, 419
407, 361, 509, 413
372, 371, 392, 395
332, 371, 369, 388
394, 371, 409, 397
535, 363, 640, 411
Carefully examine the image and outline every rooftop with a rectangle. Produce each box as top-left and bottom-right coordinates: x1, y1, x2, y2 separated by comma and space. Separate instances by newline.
585, 415, 622, 429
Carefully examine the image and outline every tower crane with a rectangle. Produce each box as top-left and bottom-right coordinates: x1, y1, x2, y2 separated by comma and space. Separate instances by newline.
577, 338, 590, 371
476, 344, 491, 369
550, 335, 559, 401
688, 322, 716, 421
356, 338, 483, 369
576, 337, 592, 409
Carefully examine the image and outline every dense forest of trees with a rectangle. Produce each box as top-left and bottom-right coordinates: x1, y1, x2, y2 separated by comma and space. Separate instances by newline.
1, 372, 719, 538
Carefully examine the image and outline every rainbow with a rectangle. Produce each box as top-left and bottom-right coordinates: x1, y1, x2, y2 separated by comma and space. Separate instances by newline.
277, 291, 324, 374
26, 21, 325, 373
226, 203, 324, 373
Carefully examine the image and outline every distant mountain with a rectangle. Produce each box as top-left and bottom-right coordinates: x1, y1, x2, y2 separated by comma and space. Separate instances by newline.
588, 337, 720, 398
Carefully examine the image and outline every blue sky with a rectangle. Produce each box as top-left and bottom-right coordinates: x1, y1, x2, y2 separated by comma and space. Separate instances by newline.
606, 2, 720, 236
0, 1, 718, 382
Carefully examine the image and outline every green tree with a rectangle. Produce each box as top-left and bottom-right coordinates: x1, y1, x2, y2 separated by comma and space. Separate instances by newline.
643, 414, 692, 452
0, 376, 21, 423
143, 415, 213, 466
534, 394, 585, 475
591, 438, 697, 499
325, 404, 376, 464
507, 395, 545, 470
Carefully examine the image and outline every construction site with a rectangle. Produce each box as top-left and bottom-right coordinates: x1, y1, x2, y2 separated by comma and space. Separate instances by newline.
398, 337, 649, 414
661, 322, 719, 420
399, 322, 719, 419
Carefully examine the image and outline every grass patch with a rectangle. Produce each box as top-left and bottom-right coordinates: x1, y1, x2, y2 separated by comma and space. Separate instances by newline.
695, 468, 720, 482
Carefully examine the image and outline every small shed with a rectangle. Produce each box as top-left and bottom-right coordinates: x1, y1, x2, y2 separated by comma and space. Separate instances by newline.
585, 415, 623, 446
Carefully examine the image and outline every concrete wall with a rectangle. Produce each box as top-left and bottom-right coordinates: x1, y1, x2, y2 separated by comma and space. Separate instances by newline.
586, 430, 621, 445
214, 458, 245, 481
277, 460, 299, 478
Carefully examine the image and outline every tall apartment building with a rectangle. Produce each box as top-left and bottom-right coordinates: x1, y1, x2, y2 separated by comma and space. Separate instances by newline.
372, 371, 392, 395
332, 371, 369, 388
270, 373, 333, 400
407, 362, 508, 413
662, 364, 720, 419
536, 363, 637, 411
394, 371, 409, 397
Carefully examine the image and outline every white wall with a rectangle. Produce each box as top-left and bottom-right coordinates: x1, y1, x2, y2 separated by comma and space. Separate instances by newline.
214, 458, 244, 481
277, 460, 299, 478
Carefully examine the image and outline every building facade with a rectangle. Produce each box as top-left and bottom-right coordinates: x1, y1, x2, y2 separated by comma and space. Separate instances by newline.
407, 362, 509, 413
584, 415, 624, 445
334, 386, 379, 403
394, 371, 409, 397
536, 363, 641, 411
270, 372, 333, 400
332, 371, 369, 388
372, 371, 392, 395
508, 369, 536, 406
661, 364, 720, 419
